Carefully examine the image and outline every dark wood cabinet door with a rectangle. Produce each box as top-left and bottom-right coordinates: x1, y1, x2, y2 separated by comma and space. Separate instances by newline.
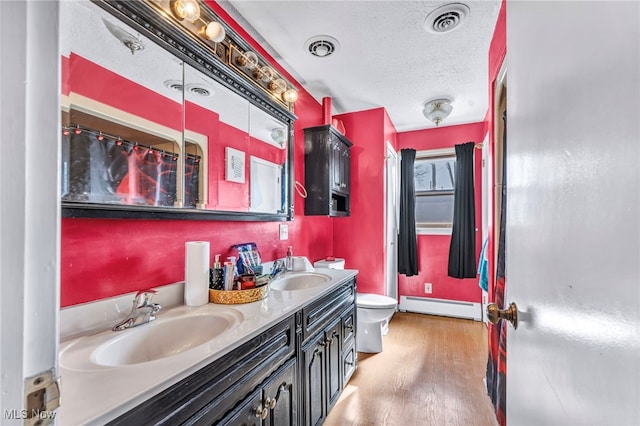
264, 358, 297, 426
303, 334, 326, 426
325, 319, 342, 412
217, 388, 263, 426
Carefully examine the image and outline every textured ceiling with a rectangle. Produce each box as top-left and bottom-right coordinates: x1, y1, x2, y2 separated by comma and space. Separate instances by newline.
220, 0, 502, 131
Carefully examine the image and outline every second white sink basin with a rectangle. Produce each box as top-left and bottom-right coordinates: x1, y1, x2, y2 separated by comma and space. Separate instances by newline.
270, 272, 331, 291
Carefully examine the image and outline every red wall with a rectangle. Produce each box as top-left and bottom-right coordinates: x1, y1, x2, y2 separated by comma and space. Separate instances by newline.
397, 123, 487, 303
332, 108, 388, 294
60, 2, 331, 307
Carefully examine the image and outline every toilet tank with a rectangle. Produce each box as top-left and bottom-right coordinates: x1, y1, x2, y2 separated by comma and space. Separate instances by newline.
314, 258, 345, 269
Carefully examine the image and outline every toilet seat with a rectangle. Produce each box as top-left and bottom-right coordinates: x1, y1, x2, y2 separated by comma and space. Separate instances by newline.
357, 293, 397, 309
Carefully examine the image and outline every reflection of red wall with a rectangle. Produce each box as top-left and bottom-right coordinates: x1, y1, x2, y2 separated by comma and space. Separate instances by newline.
397, 123, 487, 303
66, 54, 182, 131
60, 6, 332, 307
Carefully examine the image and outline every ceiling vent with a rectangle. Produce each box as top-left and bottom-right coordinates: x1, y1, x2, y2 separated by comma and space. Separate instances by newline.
187, 84, 212, 97
163, 81, 212, 97
424, 3, 470, 34
305, 36, 340, 58
164, 80, 183, 92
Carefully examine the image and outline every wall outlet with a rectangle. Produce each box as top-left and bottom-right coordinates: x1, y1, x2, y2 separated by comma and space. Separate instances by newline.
424, 283, 432, 294
279, 224, 289, 240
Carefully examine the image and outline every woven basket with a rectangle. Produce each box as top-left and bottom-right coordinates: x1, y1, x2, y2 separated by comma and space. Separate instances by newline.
209, 284, 269, 304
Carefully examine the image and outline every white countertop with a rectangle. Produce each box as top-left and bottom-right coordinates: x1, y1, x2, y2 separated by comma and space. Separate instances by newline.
57, 268, 357, 425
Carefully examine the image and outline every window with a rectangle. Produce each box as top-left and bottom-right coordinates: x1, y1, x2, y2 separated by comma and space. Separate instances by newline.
414, 149, 456, 233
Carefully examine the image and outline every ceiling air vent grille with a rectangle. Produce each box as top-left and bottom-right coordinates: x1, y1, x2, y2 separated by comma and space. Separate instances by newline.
424, 3, 470, 34
305, 36, 340, 58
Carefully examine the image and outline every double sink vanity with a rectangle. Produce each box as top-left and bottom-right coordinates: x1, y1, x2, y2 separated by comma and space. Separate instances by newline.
59, 268, 358, 425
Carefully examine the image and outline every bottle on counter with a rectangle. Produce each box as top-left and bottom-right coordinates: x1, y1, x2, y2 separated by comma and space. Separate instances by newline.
210, 254, 225, 290
285, 246, 294, 272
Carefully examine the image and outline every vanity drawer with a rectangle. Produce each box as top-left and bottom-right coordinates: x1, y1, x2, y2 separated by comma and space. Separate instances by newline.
342, 341, 356, 385
302, 278, 355, 343
341, 306, 355, 344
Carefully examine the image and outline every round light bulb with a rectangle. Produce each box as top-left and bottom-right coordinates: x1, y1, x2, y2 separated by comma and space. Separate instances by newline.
282, 88, 299, 103
269, 78, 287, 95
204, 21, 225, 43
170, 0, 200, 23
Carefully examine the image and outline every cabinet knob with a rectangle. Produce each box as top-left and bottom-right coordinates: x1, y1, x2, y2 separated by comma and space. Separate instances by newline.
255, 404, 269, 420
265, 397, 277, 410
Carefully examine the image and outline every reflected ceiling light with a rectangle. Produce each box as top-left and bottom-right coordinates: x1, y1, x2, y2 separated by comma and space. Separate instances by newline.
203, 21, 225, 43
282, 88, 299, 103
271, 128, 287, 147
423, 98, 453, 126
170, 0, 201, 23
102, 19, 145, 55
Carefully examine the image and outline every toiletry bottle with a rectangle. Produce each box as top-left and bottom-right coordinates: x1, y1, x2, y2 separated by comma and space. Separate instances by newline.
210, 254, 224, 290
224, 261, 235, 290
286, 246, 294, 272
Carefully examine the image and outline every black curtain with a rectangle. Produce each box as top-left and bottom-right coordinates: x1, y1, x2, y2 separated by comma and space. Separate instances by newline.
448, 142, 476, 278
398, 149, 418, 276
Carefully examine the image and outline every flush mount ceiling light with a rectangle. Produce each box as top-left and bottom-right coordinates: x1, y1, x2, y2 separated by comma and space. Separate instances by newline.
305, 35, 340, 58
423, 98, 453, 126
170, 0, 201, 23
424, 3, 470, 34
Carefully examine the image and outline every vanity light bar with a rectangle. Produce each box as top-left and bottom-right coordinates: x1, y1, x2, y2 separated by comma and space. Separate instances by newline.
149, 0, 298, 110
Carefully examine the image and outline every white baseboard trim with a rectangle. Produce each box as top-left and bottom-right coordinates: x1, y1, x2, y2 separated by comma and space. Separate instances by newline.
399, 295, 482, 321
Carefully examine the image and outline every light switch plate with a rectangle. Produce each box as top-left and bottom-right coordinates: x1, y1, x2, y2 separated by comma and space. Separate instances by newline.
279, 224, 289, 240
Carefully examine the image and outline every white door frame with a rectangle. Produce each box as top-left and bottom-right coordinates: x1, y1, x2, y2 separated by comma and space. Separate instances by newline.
0, 1, 60, 422
384, 142, 398, 301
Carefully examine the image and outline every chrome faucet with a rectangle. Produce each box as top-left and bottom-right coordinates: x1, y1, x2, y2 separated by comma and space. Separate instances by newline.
112, 289, 161, 331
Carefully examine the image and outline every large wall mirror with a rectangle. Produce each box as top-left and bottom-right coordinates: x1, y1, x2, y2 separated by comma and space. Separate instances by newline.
60, 0, 294, 220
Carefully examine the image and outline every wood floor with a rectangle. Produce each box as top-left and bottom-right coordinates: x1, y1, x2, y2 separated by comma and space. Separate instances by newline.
325, 312, 498, 426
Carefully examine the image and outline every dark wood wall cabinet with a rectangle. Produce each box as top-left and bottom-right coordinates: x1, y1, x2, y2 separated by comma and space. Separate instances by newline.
304, 125, 352, 217
107, 278, 357, 426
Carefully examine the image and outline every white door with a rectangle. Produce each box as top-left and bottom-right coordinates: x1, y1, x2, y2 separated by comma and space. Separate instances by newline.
506, 1, 639, 424
385, 142, 399, 301
0, 1, 61, 423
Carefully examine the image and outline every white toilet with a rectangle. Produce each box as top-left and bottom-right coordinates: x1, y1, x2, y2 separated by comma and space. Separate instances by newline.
314, 258, 397, 354
356, 293, 397, 353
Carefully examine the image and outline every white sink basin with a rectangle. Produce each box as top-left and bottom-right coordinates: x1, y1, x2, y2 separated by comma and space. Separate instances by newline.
270, 272, 331, 291
60, 308, 243, 370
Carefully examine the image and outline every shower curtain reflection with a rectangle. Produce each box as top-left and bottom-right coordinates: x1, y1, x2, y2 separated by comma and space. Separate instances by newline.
62, 127, 180, 207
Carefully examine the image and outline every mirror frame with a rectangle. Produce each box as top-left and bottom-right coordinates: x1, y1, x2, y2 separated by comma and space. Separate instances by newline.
61, 0, 296, 221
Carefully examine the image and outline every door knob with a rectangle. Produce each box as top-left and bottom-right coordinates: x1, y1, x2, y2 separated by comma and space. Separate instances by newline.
486, 302, 518, 329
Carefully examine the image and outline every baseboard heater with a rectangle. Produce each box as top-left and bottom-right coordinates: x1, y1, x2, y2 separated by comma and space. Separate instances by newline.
399, 295, 482, 321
